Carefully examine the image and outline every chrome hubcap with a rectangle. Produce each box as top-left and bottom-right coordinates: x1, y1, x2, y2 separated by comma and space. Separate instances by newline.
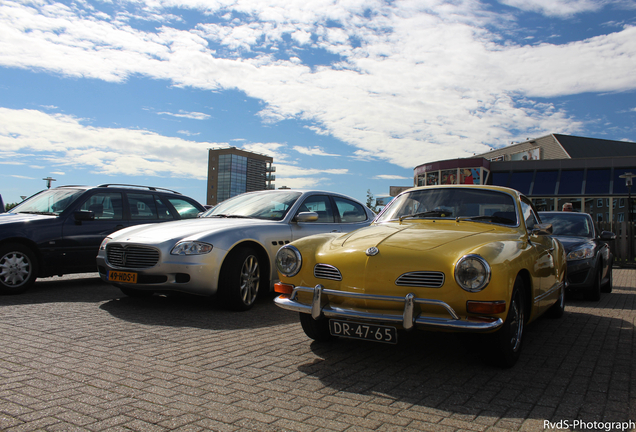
239, 255, 260, 305
0, 252, 31, 287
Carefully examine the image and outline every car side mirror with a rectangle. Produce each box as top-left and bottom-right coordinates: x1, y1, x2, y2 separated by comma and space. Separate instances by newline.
600, 231, 616, 241
295, 212, 319, 222
531, 223, 553, 236
74, 210, 95, 223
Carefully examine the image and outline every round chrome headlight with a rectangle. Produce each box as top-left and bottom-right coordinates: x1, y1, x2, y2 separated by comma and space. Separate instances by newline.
455, 254, 491, 292
276, 245, 302, 277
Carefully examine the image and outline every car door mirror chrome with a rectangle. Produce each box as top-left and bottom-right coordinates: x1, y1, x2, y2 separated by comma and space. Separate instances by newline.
295, 212, 319, 222
531, 223, 552, 236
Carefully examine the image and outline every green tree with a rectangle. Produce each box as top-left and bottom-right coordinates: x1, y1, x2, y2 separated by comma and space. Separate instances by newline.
5, 203, 19, 211
366, 189, 378, 213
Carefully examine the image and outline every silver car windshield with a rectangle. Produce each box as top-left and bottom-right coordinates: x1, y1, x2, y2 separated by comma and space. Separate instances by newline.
539, 213, 594, 238
10, 189, 85, 216
202, 191, 303, 221
376, 188, 518, 226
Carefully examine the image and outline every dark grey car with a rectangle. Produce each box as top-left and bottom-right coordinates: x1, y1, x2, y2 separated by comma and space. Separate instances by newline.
538, 211, 615, 300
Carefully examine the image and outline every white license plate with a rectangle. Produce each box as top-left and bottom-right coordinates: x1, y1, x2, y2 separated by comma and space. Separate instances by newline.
108, 270, 138, 284
329, 320, 397, 344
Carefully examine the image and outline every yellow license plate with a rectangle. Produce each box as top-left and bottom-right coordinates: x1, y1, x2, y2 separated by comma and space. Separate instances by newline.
108, 270, 138, 284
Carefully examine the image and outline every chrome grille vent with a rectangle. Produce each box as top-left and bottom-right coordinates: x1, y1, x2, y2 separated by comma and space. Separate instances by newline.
395, 271, 445, 288
107, 245, 160, 269
314, 264, 342, 281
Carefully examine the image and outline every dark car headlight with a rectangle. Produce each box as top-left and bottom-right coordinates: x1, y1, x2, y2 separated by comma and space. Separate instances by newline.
171, 241, 213, 255
455, 254, 491, 292
276, 245, 302, 277
566, 244, 594, 261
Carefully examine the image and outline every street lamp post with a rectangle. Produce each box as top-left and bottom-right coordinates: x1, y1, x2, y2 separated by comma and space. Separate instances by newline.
43, 177, 56, 189
619, 172, 635, 265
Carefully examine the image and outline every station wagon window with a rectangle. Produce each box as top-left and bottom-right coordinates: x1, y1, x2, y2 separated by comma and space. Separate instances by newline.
79, 192, 123, 220
334, 197, 368, 223
155, 196, 175, 220
128, 193, 158, 220
297, 195, 335, 223
165, 197, 201, 219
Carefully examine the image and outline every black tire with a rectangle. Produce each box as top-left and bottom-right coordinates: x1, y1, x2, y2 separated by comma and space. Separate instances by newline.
299, 313, 333, 342
218, 247, 261, 311
546, 282, 565, 319
0, 243, 38, 294
490, 276, 525, 368
588, 267, 601, 301
601, 265, 613, 293
119, 287, 154, 298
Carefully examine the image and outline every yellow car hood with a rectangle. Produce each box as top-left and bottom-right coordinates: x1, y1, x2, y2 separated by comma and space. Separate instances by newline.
334, 222, 498, 252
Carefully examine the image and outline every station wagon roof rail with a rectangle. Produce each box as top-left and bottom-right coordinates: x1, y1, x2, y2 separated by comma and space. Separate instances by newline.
96, 184, 183, 194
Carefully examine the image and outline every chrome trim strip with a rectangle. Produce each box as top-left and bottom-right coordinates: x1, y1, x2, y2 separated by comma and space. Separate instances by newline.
533, 280, 565, 305
274, 284, 503, 332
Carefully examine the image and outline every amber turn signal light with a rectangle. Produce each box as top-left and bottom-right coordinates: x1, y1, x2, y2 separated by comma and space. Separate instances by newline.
466, 301, 506, 315
274, 282, 294, 296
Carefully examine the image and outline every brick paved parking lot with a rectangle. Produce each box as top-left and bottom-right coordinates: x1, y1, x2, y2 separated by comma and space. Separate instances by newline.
1, 270, 634, 431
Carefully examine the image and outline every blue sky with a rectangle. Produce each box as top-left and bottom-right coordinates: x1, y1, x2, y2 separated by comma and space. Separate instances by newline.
1, 0, 635, 207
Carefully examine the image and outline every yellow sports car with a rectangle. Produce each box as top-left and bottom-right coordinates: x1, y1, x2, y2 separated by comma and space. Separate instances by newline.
274, 185, 567, 367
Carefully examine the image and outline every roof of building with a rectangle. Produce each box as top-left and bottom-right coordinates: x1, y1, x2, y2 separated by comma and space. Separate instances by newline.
554, 134, 636, 159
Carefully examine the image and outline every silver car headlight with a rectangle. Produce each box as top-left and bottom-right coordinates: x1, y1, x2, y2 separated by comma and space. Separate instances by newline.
99, 237, 112, 251
455, 254, 491, 292
171, 241, 213, 255
566, 244, 594, 261
276, 245, 302, 277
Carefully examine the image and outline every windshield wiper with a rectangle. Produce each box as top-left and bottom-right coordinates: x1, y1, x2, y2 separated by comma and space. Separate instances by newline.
207, 214, 252, 219
399, 210, 450, 222
16, 211, 59, 216
456, 215, 515, 224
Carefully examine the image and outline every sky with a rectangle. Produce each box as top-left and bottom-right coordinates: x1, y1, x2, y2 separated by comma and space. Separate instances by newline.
1, 0, 635, 207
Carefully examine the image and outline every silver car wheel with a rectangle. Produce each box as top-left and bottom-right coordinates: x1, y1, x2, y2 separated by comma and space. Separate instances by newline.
0, 251, 31, 287
239, 254, 260, 306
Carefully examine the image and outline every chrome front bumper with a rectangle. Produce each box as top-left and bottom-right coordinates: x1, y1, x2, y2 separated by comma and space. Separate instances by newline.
274, 284, 504, 332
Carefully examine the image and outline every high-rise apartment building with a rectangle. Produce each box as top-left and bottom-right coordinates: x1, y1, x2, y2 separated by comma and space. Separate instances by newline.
207, 148, 275, 205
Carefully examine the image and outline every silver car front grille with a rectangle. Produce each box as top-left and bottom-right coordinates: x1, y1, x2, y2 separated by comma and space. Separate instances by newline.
395, 271, 445, 288
107, 244, 160, 269
314, 264, 343, 281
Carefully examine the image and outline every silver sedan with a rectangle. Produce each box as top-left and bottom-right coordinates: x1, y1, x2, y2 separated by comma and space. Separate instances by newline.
96, 189, 375, 310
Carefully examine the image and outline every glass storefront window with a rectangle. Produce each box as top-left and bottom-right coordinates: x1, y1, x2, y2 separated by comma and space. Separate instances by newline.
532, 198, 555, 211
509, 171, 533, 195
427, 172, 439, 185
558, 170, 584, 195
532, 171, 558, 195
459, 168, 481, 185
441, 170, 457, 184
585, 169, 611, 195
613, 168, 636, 194
491, 172, 509, 187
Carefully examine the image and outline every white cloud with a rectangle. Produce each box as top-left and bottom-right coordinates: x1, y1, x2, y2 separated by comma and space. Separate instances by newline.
158, 110, 211, 120
0, 108, 214, 179
374, 174, 409, 180
0, 0, 633, 171
498, 0, 607, 17
293, 146, 340, 157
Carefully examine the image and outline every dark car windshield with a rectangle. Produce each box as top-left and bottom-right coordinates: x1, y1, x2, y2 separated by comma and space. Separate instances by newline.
539, 213, 594, 238
376, 188, 518, 225
201, 191, 302, 221
9, 189, 85, 216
